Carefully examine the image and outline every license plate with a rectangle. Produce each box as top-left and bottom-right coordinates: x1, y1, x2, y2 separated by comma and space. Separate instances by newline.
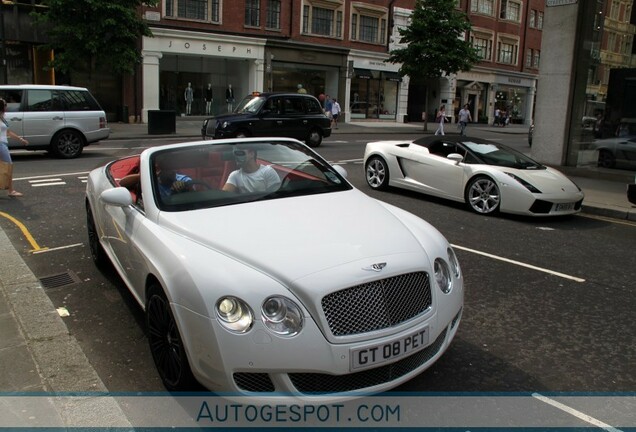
350, 327, 430, 370
555, 202, 575, 212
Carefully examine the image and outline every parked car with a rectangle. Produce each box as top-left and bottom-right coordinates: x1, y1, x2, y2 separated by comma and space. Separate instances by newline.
201, 92, 331, 147
592, 135, 636, 169
86, 137, 464, 396
364, 136, 585, 217
0, 84, 109, 158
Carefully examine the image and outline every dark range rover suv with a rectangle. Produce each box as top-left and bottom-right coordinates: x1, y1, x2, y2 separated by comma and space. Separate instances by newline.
201, 92, 331, 147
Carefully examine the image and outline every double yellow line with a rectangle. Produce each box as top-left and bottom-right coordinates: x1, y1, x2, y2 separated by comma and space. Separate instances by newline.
0, 211, 47, 253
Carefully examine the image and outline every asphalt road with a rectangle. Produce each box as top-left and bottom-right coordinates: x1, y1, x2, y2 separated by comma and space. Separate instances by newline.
1, 131, 634, 394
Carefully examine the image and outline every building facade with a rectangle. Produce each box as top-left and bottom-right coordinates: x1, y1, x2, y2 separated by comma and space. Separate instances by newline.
138, 0, 414, 123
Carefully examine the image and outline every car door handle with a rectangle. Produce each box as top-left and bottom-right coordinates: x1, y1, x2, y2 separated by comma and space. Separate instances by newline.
276, 120, 283, 124
303, 120, 308, 124
9, 117, 22, 122
52, 116, 64, 121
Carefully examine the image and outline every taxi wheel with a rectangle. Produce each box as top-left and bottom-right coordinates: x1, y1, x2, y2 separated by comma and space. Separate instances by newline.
306, 129, 323, 148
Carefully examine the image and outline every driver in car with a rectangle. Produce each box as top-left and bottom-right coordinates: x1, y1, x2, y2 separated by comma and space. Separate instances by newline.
222, 147, 281, 193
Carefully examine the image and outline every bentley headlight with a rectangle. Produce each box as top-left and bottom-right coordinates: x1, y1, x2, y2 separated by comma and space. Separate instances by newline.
434, 258, 452, 294
221, 121, 230, 129
447, 247, 460, 278
261, 296, 304, 336
216, 296, 253, 333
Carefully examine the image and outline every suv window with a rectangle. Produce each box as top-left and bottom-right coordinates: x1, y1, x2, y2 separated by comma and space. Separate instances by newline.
60, 90, 101, 111
0, 89, 24, 112
26, 90, 62, 112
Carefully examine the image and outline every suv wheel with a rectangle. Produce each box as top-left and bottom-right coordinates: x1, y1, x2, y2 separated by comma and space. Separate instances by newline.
52, 130, 84, 159
306, 128, 323, 148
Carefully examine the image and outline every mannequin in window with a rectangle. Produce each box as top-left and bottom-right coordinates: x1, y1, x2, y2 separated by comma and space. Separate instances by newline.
205, 83, 213, 115
226, 84, 235, 112
184, 82, 194, 115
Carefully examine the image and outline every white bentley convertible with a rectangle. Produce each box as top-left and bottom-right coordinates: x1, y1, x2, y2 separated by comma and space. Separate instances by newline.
85, 138, 463, 397
364, 136, 585, 217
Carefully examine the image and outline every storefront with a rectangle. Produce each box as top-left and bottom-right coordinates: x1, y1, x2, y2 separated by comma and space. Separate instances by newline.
346, 53, 406, 122
265, 41, 347, 103
141, 28, 266, 122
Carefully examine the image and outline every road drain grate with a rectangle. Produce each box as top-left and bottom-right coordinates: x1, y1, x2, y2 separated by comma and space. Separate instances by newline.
39, 271, 81, 289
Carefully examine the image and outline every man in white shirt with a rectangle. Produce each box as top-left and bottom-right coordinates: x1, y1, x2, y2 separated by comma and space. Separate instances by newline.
458, 104, 472, 136
223, 148, 281, 193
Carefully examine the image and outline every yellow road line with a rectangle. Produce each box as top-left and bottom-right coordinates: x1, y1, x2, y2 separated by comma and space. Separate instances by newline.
0, 211, 47, 252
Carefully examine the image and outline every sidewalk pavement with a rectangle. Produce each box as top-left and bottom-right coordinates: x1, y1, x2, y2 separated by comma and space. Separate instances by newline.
0, 117, 634, 427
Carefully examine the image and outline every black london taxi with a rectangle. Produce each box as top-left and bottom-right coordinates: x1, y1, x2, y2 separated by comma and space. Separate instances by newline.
201, 92, 331, 147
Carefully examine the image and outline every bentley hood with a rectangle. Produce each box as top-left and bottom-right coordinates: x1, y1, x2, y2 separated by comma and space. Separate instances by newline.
157, 189, 435, 282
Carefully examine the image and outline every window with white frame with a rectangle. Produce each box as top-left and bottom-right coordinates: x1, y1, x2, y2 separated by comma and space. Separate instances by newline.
500, 0, 521, 22
470, 30, 493, 61
245, 0, 260, 27
610, 0, 620, 19
165, 0, 220, 22
497, 35, 519, 64
302, 0, 344, 38
526, 49, 532, 67
350, 2, 388, 44
470, 0, 494, 16
529, 9, 536, 28
533, 50, 540, 68
537, 11, 543, 29
266, 0, 281, 29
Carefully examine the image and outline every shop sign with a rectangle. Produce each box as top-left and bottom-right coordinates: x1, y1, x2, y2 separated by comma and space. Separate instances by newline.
163, 39, 258, 58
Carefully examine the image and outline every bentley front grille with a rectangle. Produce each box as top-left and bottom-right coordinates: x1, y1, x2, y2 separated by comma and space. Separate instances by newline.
321, 272, 432, 337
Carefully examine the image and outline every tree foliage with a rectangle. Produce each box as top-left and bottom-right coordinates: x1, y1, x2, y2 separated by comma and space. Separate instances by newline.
388, 0, 480, 79
32, 0, 158, 75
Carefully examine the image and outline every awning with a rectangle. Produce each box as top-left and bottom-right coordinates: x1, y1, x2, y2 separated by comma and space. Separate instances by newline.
354, 69, 373, 79
383, 71, 403, 82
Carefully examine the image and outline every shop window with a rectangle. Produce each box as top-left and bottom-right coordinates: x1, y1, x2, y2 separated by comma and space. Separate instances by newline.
245, 0, 260, 27
165, 0, 220, 23
500, 0, 521, 22
302, 0, 344, 38
470, 0, 494, 16
266, 0, 281, 29
350, 2, 388, 45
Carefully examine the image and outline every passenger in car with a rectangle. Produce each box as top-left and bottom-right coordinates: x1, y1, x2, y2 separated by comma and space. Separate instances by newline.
222, 148, 281, 193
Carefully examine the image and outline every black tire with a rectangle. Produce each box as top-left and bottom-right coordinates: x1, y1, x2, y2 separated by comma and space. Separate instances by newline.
465, 176, 501, 215
365, 156, 390, 190
146, 285, 196, 391
86, 202, 108, 267
52, 129, 84, 159
306, 128, 323, 148
597, 149, 616, 168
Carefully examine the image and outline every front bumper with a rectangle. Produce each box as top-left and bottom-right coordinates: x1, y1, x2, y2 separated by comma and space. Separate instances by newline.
174, 302, 463, 399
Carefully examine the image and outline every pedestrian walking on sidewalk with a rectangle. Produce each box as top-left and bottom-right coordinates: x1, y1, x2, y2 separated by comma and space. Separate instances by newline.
458, 104, 472, 136
435, 105, 446, 135
0, 98, 28, 197
331, 99, 341, 129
